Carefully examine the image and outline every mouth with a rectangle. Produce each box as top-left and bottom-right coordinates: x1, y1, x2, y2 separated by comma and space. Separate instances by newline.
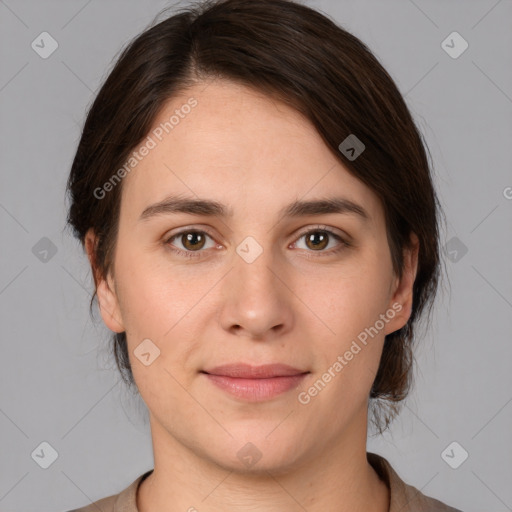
200, 363, 310, 401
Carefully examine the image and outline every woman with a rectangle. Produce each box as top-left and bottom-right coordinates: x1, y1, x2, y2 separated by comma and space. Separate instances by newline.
65, 0, 462, 510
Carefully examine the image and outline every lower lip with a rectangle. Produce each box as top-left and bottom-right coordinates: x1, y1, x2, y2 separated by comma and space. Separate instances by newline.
203, 373, 308, 401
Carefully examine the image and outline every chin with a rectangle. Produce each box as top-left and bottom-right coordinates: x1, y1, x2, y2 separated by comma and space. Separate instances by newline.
196, 426, 308, 476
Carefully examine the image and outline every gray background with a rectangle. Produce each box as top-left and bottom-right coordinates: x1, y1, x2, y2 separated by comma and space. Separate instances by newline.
0, 0, 511, 510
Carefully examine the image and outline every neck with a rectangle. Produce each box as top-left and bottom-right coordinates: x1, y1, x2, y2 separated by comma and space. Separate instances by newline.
137, 412, 389, 512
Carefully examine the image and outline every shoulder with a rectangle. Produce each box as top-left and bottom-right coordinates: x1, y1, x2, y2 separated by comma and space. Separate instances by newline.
63, 470, 153, 512
367, 452, 463, 512
65, 493, 117, 512
399, 481, 463, 512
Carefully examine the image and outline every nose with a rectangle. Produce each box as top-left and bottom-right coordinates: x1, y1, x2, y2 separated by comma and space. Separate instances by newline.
218, 245, 294, 339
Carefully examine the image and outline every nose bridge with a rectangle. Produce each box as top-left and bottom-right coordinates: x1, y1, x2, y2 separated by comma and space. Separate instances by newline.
236, 244, 279, 296
218, 238, 293, 337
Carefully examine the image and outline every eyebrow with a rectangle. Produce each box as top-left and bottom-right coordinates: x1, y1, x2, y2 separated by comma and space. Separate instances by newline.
139, 195, 370, 223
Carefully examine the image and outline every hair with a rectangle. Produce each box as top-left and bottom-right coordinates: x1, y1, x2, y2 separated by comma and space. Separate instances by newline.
66, 0, 445, 433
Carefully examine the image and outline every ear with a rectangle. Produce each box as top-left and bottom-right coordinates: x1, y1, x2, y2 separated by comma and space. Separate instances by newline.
85, 228, 125, 333
384, 232, 419, 336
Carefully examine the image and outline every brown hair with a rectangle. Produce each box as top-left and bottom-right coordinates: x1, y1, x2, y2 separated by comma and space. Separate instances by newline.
66, 0, 444, 433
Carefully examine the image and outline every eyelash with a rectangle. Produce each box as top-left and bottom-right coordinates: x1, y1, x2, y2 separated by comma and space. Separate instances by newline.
164, 225, 350, 260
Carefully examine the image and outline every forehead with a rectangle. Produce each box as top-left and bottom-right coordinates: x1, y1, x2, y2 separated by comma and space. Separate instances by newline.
119, 79, 383, 224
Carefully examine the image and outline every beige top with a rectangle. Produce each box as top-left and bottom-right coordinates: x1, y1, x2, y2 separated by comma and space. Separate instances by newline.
67, 452, 462, 512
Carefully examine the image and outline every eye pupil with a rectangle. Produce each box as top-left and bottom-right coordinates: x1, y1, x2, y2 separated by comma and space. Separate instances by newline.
183, 232, 205, 251
306, 231, 329, 250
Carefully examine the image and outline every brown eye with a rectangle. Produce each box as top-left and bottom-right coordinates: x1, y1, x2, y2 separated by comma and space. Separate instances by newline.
181, 231, 207, 251
166, 230, 217, 257
294, 227, 349, 256
304, 231, 329, 251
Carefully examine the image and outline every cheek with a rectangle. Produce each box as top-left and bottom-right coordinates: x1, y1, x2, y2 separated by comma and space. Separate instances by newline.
304, 294, 387, 418
320, 261, 393, 341
113, 245, 208, 379
309, 254, 393, 396
114, 245, 197, 336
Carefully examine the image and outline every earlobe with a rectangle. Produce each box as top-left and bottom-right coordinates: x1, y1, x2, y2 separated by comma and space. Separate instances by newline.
85, 229, 125, 333
385, 233, 419, 335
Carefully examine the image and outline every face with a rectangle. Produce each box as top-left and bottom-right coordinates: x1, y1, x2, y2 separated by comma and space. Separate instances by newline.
87, 79, 418, 474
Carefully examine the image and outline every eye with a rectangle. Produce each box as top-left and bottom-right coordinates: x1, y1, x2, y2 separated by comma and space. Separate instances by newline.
293, 226, 349, 255
164, 225, 350, 260
165, 229, 217, 258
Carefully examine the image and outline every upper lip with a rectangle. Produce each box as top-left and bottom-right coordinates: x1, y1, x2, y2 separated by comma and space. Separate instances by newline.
202, 363, 309, 378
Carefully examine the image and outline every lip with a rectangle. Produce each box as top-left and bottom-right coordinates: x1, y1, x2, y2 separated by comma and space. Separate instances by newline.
201, 363, 309, 402
202, 363, 307, 378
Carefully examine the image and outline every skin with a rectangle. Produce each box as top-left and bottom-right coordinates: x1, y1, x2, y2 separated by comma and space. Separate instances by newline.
86, 78, 418, 512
